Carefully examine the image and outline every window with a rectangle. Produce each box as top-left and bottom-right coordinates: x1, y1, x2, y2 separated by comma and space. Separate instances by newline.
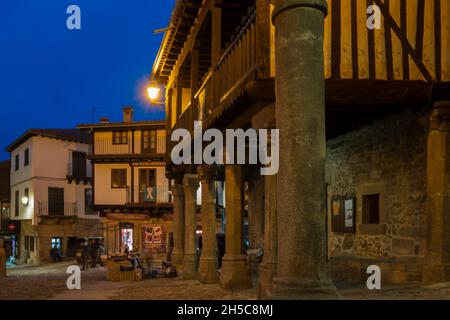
111, 169, 127, 188
24, 149, 29, 166
72, 151, 87, 178
24, 188, 29, 206
15, 190, 19, 217
15, 154, 19, 171
139, 169, 156, 202
48, 187, 64, 216
113, 131, 128, 145
142, 130, 157, 153
25, 236, 35, 252
85, 189, 95, 214
362, 194, 380, 224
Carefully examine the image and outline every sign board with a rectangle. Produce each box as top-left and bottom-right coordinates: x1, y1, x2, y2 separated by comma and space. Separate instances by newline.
143, 224, 166, 253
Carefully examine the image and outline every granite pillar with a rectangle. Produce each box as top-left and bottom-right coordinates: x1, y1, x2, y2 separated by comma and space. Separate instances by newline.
258, 170, 277, 299
182, 174, 199, 280
220, 165, 252, 290
171, 180, 185, 266
271, 0, 337, 299
198, 165, 219, 284
423, 101, 450, 284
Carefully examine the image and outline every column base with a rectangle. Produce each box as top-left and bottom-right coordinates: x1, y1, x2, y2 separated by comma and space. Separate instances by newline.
270, 277, 338, 300
258, 261, 277, 300
198, 257, 219, 284
220, 254, 252, 290
422, 262, 450, 285
182, 254, 198, 280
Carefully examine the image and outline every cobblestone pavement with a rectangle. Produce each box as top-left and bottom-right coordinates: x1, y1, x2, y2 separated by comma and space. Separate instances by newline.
0, 260, 107, 300
112, 278, 257, 300
3, 263, 450, 300
338, 282, 450, 300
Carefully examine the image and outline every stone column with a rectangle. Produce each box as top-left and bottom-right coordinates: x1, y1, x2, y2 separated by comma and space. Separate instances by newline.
271, 0, 336, 299
171, 179, 185, 266
259, 169, 277, 299
198, 165, 219, 283
423, 101, 450, 284
220, 165, 252, 290
182, 173, 199, 280
247, 170, 265, 250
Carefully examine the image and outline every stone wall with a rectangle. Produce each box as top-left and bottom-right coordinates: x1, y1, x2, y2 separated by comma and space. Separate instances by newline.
37, 218, 102, 263
326, 111, 429, 284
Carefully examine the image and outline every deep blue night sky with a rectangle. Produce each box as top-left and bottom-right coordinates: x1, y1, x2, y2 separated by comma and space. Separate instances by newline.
0, 0, 175, 160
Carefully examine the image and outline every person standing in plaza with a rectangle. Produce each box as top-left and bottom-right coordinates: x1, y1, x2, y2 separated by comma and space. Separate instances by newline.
81, 241, 89, 271
90, 240, 98, 268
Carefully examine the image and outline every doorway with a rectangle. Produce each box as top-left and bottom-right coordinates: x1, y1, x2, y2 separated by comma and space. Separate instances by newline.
48, 188, 64, 216
51, 237, 62, 252
139, 169, 156, 203
120, 223, 134, 252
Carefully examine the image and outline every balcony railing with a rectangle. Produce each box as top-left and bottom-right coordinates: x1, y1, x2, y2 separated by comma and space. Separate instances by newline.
38, 201, 78, 217
90, 136, 166, 156
200, 9, 257, 118
126, 185, 173, 204
171, 9, 257, 138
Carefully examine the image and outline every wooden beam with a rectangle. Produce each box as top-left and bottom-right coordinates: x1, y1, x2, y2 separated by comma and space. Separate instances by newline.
256, 0, 271, 79
167, 0, 212, 89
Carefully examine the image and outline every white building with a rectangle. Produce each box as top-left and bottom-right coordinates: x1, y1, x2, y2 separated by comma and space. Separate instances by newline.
7, 129, 101, 264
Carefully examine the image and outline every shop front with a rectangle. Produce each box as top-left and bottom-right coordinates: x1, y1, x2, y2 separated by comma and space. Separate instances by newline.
0, 220, 20, 265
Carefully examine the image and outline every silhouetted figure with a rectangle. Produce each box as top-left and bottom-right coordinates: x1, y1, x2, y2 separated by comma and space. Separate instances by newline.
81, 241, 89, 271
90, 241, 98, 268
50, 247, 62, 262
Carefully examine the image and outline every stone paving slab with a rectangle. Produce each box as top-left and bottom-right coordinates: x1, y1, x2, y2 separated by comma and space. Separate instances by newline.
4, 262, 450, 300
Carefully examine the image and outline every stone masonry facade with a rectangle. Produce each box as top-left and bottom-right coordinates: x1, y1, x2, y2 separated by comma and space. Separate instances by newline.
326, 111, 429, 284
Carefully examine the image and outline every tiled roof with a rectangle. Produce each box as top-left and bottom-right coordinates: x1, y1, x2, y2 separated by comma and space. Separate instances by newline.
77, 120, 166, 129
6, 129, 90, 152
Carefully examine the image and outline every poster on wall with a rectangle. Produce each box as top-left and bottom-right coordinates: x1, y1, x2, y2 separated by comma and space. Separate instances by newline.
141, 186, 156, 202
331, 195, 356, 233
344, 199, 354, 228
142, 224, 166, 253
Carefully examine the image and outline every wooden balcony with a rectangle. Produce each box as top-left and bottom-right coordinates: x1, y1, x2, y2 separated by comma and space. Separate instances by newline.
168, 8, 261, 154
89, 136, 166, 160
94, 185, 173, 216
126, 185, 173, 205
158, 0, 450, 159
66, 163, 91, 185
38, 201, 78, 217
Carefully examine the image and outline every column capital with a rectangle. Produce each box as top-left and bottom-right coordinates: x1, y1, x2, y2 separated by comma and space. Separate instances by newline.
197, 165, 217, 182
430, 101, 450, 132
183, 174, 199, 192
272, 0, 328, 24
171, 184, 185, 197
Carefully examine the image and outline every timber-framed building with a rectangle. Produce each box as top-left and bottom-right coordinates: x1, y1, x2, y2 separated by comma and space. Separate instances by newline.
151, 0, 450, 298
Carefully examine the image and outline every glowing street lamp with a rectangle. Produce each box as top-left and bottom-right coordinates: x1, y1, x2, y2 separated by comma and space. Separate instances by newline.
147, 86, 160, 101
21, 196, 29, 206
147, 79, 161, 101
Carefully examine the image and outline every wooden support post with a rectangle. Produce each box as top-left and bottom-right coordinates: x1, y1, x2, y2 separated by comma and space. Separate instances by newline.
191, 46, 200, 122
176, 73, 183, 120
211, 0, 222, 109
